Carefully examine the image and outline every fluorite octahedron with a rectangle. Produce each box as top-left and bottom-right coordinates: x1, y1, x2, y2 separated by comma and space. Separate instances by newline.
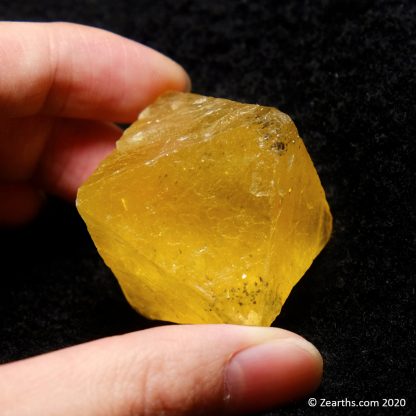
76, 92, 332, 326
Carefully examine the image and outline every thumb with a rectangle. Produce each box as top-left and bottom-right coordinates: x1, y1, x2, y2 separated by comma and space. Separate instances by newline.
0, 324, 322, 415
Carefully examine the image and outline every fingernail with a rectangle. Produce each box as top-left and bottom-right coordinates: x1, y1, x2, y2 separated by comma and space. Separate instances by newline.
165, 56, 192, 92
153, 51, 191, 93
185, 71, 192, 92
224, 337, 323, 413
182, 70, 192, 92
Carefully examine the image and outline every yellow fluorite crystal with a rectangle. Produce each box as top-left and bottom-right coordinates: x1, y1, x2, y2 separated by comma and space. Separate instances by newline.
76, 92, 332, 326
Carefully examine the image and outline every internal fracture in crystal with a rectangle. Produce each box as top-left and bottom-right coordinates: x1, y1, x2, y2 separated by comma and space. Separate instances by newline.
76, 92, 332, 326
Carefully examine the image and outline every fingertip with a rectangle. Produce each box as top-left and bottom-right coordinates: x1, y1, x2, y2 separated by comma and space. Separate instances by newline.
0, 21, 191, 120
183, 70, 192, 92
122, 42, 192, 120
225, 336, 323, 413
0, 324, 323, 416
150, 49, 191, 92
173, 61, 192, 93
44, 22, 192, 122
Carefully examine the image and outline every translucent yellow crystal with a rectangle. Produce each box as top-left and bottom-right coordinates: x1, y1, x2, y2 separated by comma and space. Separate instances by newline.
76, 92, 332, 326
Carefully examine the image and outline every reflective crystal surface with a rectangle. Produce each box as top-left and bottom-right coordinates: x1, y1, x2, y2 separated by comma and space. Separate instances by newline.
77, 92, 332, 326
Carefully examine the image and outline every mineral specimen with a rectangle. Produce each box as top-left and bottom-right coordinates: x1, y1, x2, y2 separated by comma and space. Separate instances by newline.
76, 92, 332, 326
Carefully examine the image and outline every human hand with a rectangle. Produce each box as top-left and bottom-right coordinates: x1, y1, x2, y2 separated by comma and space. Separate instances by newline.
0, 21, 189, 225
0, 22, 323, 415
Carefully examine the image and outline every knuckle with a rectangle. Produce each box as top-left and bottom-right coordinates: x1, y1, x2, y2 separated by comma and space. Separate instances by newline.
135, 353, 194, 415
107, 334, 226, 416
120, 345, 211, 415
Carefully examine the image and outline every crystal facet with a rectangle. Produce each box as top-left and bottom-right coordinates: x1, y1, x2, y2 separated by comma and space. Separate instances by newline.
76, 92, 332, 326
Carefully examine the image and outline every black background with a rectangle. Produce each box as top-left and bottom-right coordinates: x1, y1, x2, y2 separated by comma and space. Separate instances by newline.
0, 1, 415, 415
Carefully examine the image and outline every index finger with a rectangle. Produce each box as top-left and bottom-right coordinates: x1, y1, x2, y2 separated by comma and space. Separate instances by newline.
0, 22, 190, 122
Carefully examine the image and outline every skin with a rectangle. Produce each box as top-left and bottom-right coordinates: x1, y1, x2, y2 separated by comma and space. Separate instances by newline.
0, 22, 323, 415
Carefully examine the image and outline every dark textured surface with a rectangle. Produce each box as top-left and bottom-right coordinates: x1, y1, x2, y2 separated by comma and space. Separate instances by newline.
1, 1, 415, 415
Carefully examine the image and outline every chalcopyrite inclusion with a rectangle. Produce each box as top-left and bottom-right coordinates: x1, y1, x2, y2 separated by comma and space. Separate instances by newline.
76, 92, 332, 326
